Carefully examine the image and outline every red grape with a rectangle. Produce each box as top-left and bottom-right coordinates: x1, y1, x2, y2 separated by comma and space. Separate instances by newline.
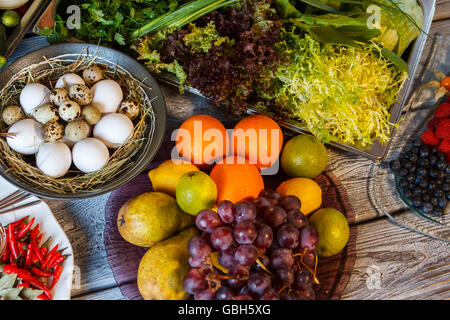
235, 244, 258, 266
259, 190, 281, 205
262, 206, 287, 228
302, 249, 317, 268
189, 256, 204, 268
219, 246, 237, 269
298, 287, 316, 300
276, 224, 300, 248
188, 236, 212, 260
194, 289, 216, 300
255, 224, 273, 250
235, 201, 257, 222
196, 209, 223, 233
217, 200, 235, 224
260, 289, 280, 300
269, 248, 294, 269
216, 286, 235, 300
294, 269, 313, 290
287, 209, 308, 229
183, 268, 207, 294
300, 226, 319, 250
253, 197, 272, 214
233, 294, 253, 300
280, 196, 301, 211
274, 267, 294, 285
281, 292, 306, 300
210, 226, 234, 250
227, 265, 249, 288
233, 220, 257, 244
248, 272, 271, 296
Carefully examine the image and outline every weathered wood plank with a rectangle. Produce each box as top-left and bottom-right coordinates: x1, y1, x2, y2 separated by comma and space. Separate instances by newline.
435, 0, 450, 21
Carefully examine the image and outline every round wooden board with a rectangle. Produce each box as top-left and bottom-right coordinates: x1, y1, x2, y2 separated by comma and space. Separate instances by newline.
104, 148, 357, 300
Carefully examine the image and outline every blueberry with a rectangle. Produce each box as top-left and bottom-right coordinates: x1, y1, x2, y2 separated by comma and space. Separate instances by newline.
445, 166, 450, 175
405, 191, 414, 199
419, 179, 429, 189
412, 188, 422, 196
399, 178, 408, 190
443, 184, 450, 192
412, 139, 422, 148
435, 190, 445, 198
401, 159, 412, 169
390, 159, 401, 171
419, 146, 429, 158
429, 155, 438, 166
435, 160, 447, 171
409, 153, 418, 163
430, 147, 438, 154
408, 183, 417, 190
406, 174, 416, 184
433, 207, 443, 217
421, 203, 434, 214
447, 192, 450, 201
438, 197, 447, 208
436, 178, 444, 185
445, 175, 450, 183
412, 198, 422, 208
431, 197, 438, 207
436, 171, 445, 180
437, 153, 446, 161
417, 167, 428, 176
418, 158, 430, 167
422, 194, 431, 202
428, 181, 437, 191
429, 169, 437, 178
399, 168, 409, 177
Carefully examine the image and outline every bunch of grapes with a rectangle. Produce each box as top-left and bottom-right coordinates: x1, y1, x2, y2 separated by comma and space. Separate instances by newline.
183, 190, 320, 300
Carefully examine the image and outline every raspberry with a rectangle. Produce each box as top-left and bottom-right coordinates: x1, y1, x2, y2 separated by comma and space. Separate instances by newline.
421, 128, 440, 146
438, 140, 450, 154
434, 102, 450, 118
427, 117, 441, 129
436, 118, 450, 140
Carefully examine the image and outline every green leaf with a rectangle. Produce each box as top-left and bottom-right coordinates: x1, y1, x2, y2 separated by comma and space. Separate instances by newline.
114, 32, 126, 45
297, 0, 341, 13
381, 47, 409, 73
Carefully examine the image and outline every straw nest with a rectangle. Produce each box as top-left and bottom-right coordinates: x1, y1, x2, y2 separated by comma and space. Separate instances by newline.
0, 50, 156, 195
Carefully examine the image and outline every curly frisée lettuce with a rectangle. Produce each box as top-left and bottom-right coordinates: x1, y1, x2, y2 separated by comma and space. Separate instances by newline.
272, 30, 407, 147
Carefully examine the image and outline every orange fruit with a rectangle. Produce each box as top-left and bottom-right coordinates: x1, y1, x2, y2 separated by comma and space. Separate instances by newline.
210, 156, 264, 203
176, 115, 229, 168
232, 115, 283, 169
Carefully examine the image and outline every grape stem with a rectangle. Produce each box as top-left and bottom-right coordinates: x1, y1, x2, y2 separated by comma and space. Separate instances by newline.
256, 257, 273, 277
293, 248, 320, 285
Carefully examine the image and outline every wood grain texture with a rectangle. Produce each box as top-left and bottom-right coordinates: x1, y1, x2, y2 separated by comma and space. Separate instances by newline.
435, 0, 450, 21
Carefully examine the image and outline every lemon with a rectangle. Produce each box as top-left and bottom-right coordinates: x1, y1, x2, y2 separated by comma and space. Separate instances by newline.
148, 160, 199, 196
280, 135, 328, 178
2, 10, 20, 28
309, 208, 349, 257
176, 171, 217, 215
276, 177, 322, 215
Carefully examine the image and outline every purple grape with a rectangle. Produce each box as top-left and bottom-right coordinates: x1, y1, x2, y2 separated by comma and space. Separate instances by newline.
277, 224, 300, 248
196, 209, 223, 233
253, 197, 272, 214
260, 289, 280, 300
189, 256, 204, 268
188, 236, 212, 260
217, 200, 235, 224
262, 206, 287, 228
298, 287, 316, 300
302, 249, 317, 268
248, 272, 271, 296
233, 294, 253, 300
233, 220, 257, 244
280, 196, 301, 211
194, 289, 216, 300
235, 201, 257, 222
234, 244, 258, 266
227, 265, 249, 288
252, 255, 270, 273
216, 286, 234, 300
218, 247, 237, 269
255, 224, 273, 250
274, 267, 294, 286
287, 209, 308, 229
210, 226, 234, 250
281, 292, 306, 300
269, 248, 294, 269
300, 226, 319, 250
294, 269, 313, 290
183, 268, 207, 294
259, 190, 281, 205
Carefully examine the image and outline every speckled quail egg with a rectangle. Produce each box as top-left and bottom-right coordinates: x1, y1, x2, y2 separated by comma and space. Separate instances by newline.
81, 105, 101, 125
59, 100, 81, 122
7, 119, 44, 155
32, 104, 59, 125
2, 105, 23, 126
73, 138, 110, 173
55, 73, 85, 89
65, 120, 90, 142
93, 113, 134, 148
119, 100, 140, 119
68, 84, 93, 106
42, 121, 64, 142
82, 66, 103, 85
49, 88, 69, 107
36, 142, 72, 178
20, 83, 51, 115
91, 80, 123, 114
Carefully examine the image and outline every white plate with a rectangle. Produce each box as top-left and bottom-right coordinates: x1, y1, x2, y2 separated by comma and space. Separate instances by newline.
0, 176, 73, 300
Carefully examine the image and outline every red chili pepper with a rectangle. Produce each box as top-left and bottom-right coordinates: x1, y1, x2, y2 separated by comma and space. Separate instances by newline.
30, 241, 44, 264
2, 234, 10, 263
31, 267, 53, 278
47, 251, 61, 270
9, 216, 28, 229
36, 233, 43, 245
30, 224, 40, 241
49, 255, 66, 270
8, 224, 19, 260
17, 217, 35, 239
17, 282, 30, 288
25, 246, 33, 267
37, 293, 50, 300
3, 264, 52, 300
50, 264, 63, 291
42, 244, 58, 270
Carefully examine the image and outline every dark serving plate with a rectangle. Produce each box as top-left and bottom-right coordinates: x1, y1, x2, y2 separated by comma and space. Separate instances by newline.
0, 43, 167, 200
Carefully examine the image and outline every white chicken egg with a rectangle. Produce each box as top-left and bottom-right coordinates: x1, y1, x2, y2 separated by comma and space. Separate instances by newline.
55, 73, 85, 89
7, 119, 44, 155
93, 113, 134, 148
36, 142, 72, 178
72, 138, 109, 173
19, 83, 51, 115
91, 80, 123, 114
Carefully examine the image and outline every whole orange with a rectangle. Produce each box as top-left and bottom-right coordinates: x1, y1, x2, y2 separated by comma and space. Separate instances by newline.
175, 115, 229, 167
232, 115, 283, 169
210, 156, 264, 203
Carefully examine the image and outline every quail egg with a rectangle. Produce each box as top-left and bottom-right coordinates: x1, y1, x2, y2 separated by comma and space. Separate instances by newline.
42, 121, 64, 142
36, 142, 72, 178
59, 100, 81, 122
91, 80, 123, 114
33, 104, 59, 125
81, 105, 101, 125
82, 66, 103, 85
2, 105, 23, 126
55, 73, 85, 89
93, 113, 134, 148
65, 119, 90, 142
72, 138, 110, 173
7, 119, 44, 155
119, 100, 140, 119
68, 84, 93, 106
49, 88, 69, 107
19, 83, 51, 115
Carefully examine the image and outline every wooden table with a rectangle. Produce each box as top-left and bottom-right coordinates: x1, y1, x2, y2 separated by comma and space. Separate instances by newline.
5, 1, 450, 300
